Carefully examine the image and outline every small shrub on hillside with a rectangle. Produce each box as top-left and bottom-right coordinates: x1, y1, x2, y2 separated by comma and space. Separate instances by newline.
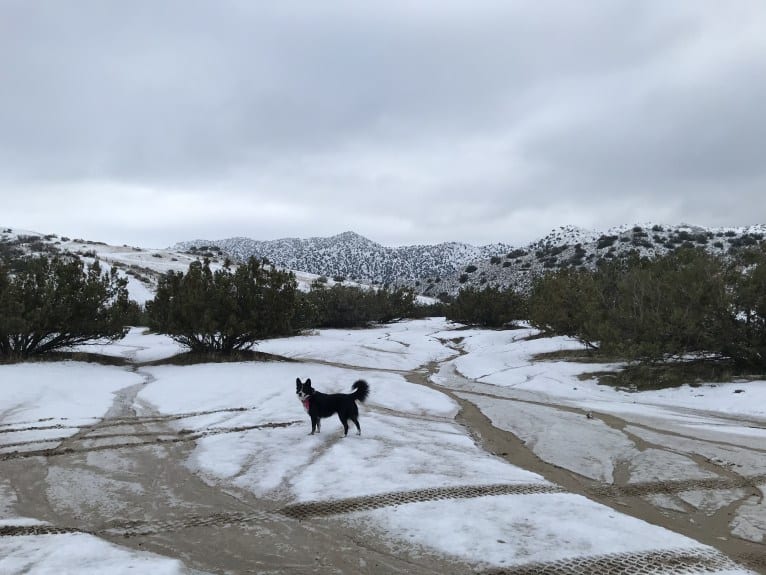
597, 235, 617, 249
295, 284, 416, 328
447, 286, 527, 328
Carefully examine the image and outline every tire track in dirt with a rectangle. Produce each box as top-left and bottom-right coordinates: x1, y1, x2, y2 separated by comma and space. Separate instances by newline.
1, 524, 759, 574
7, 475, 753, 535
0, 422, 84, 435
4, 484, 564, 537
0, 405, 266, 435
0, 404, 277, 455
590, 475, 766, 498
0, 420, 301, 460
3, 497, 759, 574
5, 483, 558, 538
1, 476, 759, 533
0, 416, 60, 428
0, 525, 85, 536
279, 483, 566, 519
98, 510, 273, 537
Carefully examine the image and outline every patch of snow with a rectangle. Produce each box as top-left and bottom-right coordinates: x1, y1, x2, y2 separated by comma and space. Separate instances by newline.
0, 532, 190, 575
347, 493, 702, 568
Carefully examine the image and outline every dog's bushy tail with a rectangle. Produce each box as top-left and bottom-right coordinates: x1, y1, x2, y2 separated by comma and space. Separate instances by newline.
352, 380, 369, 403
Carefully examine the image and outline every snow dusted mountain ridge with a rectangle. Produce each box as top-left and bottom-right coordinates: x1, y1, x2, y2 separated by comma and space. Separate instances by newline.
175, 223, 766, 296
433, 222, 766, 296
4, 224, 766, 300
174, 231, 513, 286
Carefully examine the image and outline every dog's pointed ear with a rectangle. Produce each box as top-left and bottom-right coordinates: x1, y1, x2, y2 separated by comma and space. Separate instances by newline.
296, 378, 301, 384
306, 378, 311, 386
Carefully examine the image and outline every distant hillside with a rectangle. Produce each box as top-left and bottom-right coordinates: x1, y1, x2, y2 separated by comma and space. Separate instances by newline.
175, 224, 766, 298
174, 231, 513, 286
430, 223, 766, 297
5, 224, 766, 302
0, 228, 378, 303
0, 227, 205, 304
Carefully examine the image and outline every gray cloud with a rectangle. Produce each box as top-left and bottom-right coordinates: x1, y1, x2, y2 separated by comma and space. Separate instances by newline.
1, 1, 765, 247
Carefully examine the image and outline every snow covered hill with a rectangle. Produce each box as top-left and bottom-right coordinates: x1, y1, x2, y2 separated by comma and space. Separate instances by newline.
172, 224, 766, 297
173, 231, 513, 287
0, 228, 371, 303
4, 223, 766, 302
428, 223, 766, 297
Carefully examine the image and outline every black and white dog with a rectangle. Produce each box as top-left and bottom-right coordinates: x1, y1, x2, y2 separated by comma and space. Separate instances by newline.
295, 378, 369, 436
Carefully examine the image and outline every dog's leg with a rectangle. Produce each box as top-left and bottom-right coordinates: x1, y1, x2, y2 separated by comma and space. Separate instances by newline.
339, 415, 349, 436
310, 416, 319, 435
350, 415, 361, 435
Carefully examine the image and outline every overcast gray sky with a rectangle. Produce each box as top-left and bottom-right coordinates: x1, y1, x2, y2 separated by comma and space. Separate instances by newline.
1, 1, 765, 248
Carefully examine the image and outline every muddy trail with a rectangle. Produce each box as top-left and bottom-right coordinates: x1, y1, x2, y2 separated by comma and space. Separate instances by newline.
1, 354, 764, 574
407, 364, 766, 574
1, 369, 472, 574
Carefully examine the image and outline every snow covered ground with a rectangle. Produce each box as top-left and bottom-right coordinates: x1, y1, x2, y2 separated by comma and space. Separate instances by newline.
0, 523, 189, 575
0, 363, 141, 448
1, 319, 763, 573
437, 326, 766, 422
430, 326, 766, 480
0, 362, 191, 574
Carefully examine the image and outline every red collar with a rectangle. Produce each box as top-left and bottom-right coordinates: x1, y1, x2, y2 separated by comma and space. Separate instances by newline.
302, 398, 311, 412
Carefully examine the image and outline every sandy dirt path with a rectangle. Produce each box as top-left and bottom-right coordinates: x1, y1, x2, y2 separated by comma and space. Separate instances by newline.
409, 362, 766, 574
2, 355, 765, 573
1, 368, 474, 574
